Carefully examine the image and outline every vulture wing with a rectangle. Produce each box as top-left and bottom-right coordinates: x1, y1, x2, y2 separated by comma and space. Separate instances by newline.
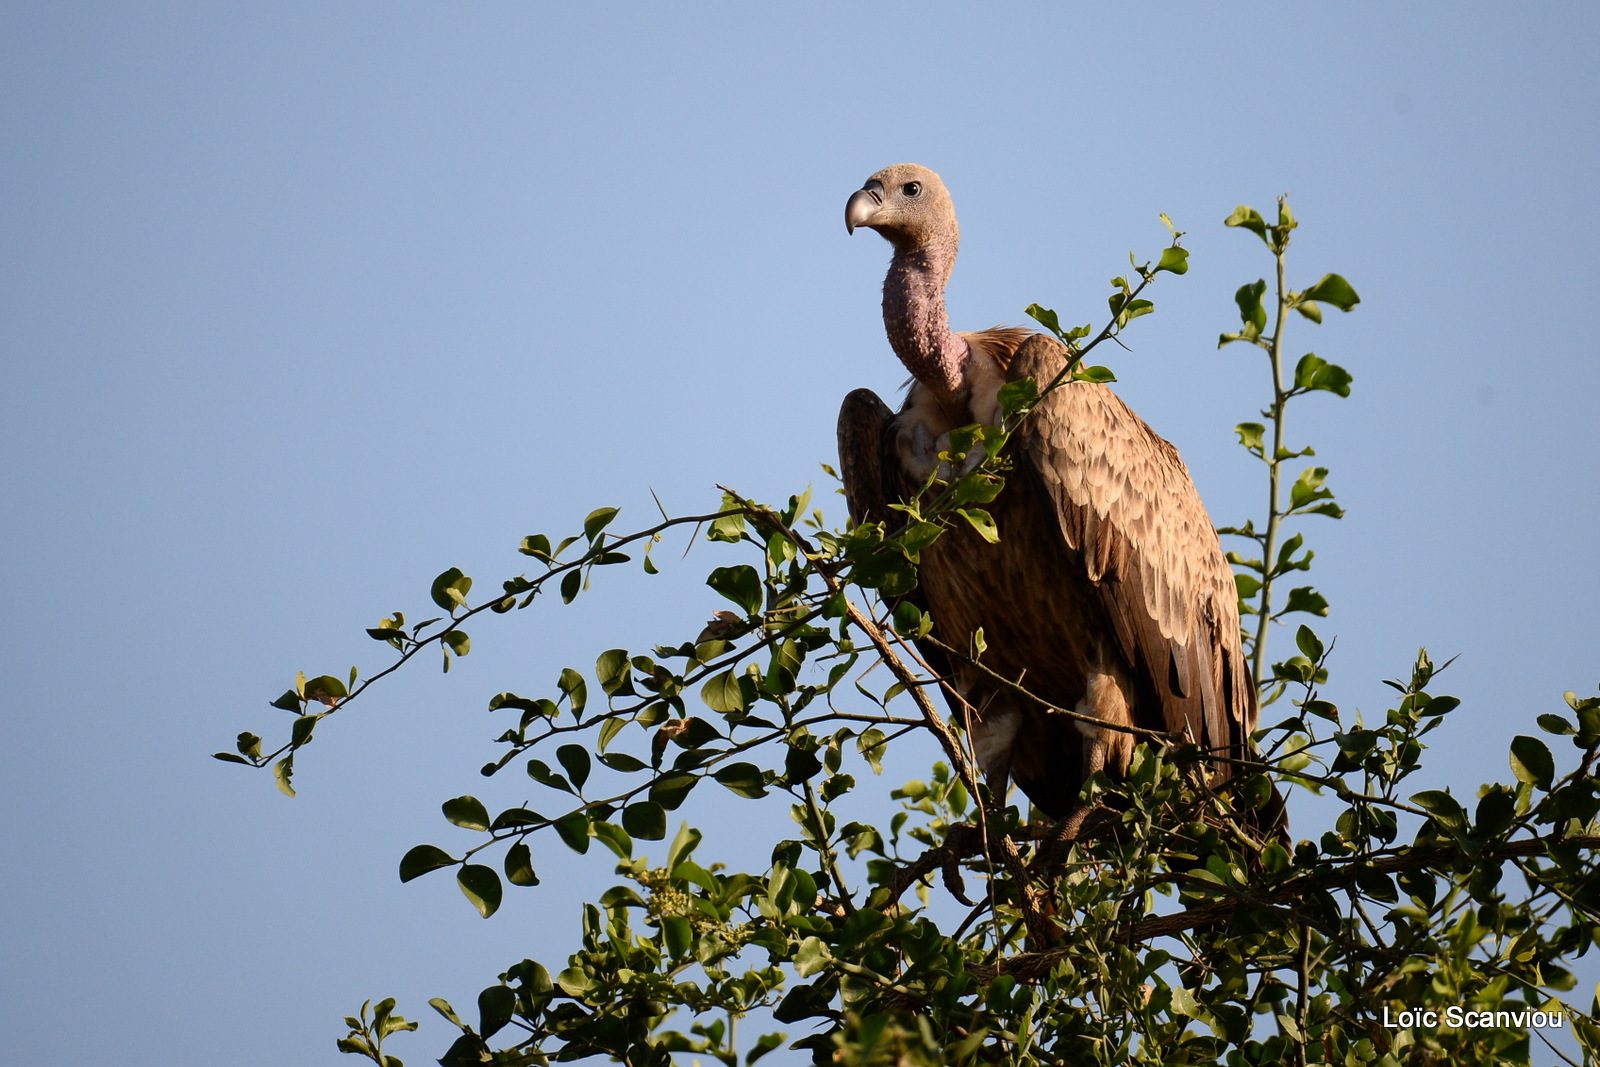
837, 388, 898, 527
836, 387, 962, 706
1007, 335, 1257, 766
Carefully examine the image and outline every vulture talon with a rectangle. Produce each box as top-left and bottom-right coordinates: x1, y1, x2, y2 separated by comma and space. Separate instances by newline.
941, 859, 976, 907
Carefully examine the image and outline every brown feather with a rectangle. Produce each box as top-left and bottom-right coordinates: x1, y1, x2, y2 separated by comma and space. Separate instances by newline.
1008, 335, 1253, 750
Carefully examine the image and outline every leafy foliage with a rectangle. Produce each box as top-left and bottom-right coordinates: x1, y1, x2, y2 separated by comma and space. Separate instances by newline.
225, 208, 1600, 1067
1216, 196, 1358, 703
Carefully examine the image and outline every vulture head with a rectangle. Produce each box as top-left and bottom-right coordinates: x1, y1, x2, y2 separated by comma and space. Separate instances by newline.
845, 163, 959, 256
845, 163, 983, 407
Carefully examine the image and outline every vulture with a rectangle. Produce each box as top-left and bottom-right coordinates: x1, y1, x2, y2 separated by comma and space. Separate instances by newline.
839, 163, 1281, 836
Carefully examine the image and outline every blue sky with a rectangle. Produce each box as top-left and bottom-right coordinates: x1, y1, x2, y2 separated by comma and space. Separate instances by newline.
3, 3, 1597, 1064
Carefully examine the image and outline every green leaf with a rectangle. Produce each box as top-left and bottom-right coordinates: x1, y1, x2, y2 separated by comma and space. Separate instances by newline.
1168, 984, 1204, 1019
556, 967, 596, 997
708, 494, 747, 543
857, 728, 887, 774
599, 751, 648, 773
1286, 356, 1350, 398
622, 801, 667, 840
1510, 735, 1555, 790
795, 936, 830, 977
1282, 586, 1330, 617
489, 692, 557, 718
489, 807, 544, 831
559, 569, 581, 603
399, 844, 456, 882
556, 744, 591, 791
1273, 531, 1310, 576
552, 811, 591, 853
590, 820, 633, 859
526, 760, 574, 794
1293, 299, 1323, 323
996, 377, 1039, 417
701, 670, 749, 714
650, 772, 699, 810
269, 689, 303, 712
1538, 713, 1576, 736
1294, 625, 1325, 663
430, 568, 473, 612
1117, 299, 1153, 325
707, 565, 763, 615
785, 745, 823, 784
661, 915, 693, 959
273, 757, 295, 797
714, 762, 768, 799
1234, 279, 1267, 334
1411, 790, 1468, 834
667, 822, 702, 871
1310, 361, 1352, 397
1355, 866, 1399, 903
949, 472, 1003, 507
783, 484, 813, 525
1578, 703, 1600, 741
1224, 205, 1269, 242
765, 641, 804, 692
302, 675, 348, 706
456, 865, 502, 918
595, 648, 634, 696
1024, 303, 1062, 335
894, 519, 943, 560
1234, 422, 1265, 456
1288, 467, 1335, 512
290, 714, 318, 748
1419, 694, 1460, 718
583, 506, 620, 541
891, 601, 923, 637
747, 1032, 785, 1065
1302, 273, 1360, 311
1156, 246, 1189, 275
442, 796, 491, 832
1476, 787, 1517, 839
503, 842, 540, 887
429, 997, 465, 1029
667, 716, 722, 749
597, 715, 626, 752
600, 885, 646, 909
956, 508, 999, 544
1072, 364, 1117, 383
441, 630, 470, 657
478, 985, 516, 1040
518, 533, 552, 560
558, 668, 588, 716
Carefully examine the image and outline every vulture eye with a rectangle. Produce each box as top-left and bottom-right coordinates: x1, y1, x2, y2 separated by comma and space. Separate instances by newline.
903, 181, 922, 198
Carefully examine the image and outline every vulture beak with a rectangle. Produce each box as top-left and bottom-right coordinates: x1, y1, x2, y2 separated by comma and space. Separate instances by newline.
845, 180, 885, 234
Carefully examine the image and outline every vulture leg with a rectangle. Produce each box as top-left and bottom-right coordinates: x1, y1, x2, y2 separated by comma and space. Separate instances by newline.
1083, 733, 1108, 780
1048, 671, 1131, 845
984, 759, 1012, 812
967, 690, 1021, 810
1045, 740, 1104, 846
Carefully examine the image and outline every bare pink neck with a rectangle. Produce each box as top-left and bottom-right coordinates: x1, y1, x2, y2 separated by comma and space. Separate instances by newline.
882, 235, 969, 400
